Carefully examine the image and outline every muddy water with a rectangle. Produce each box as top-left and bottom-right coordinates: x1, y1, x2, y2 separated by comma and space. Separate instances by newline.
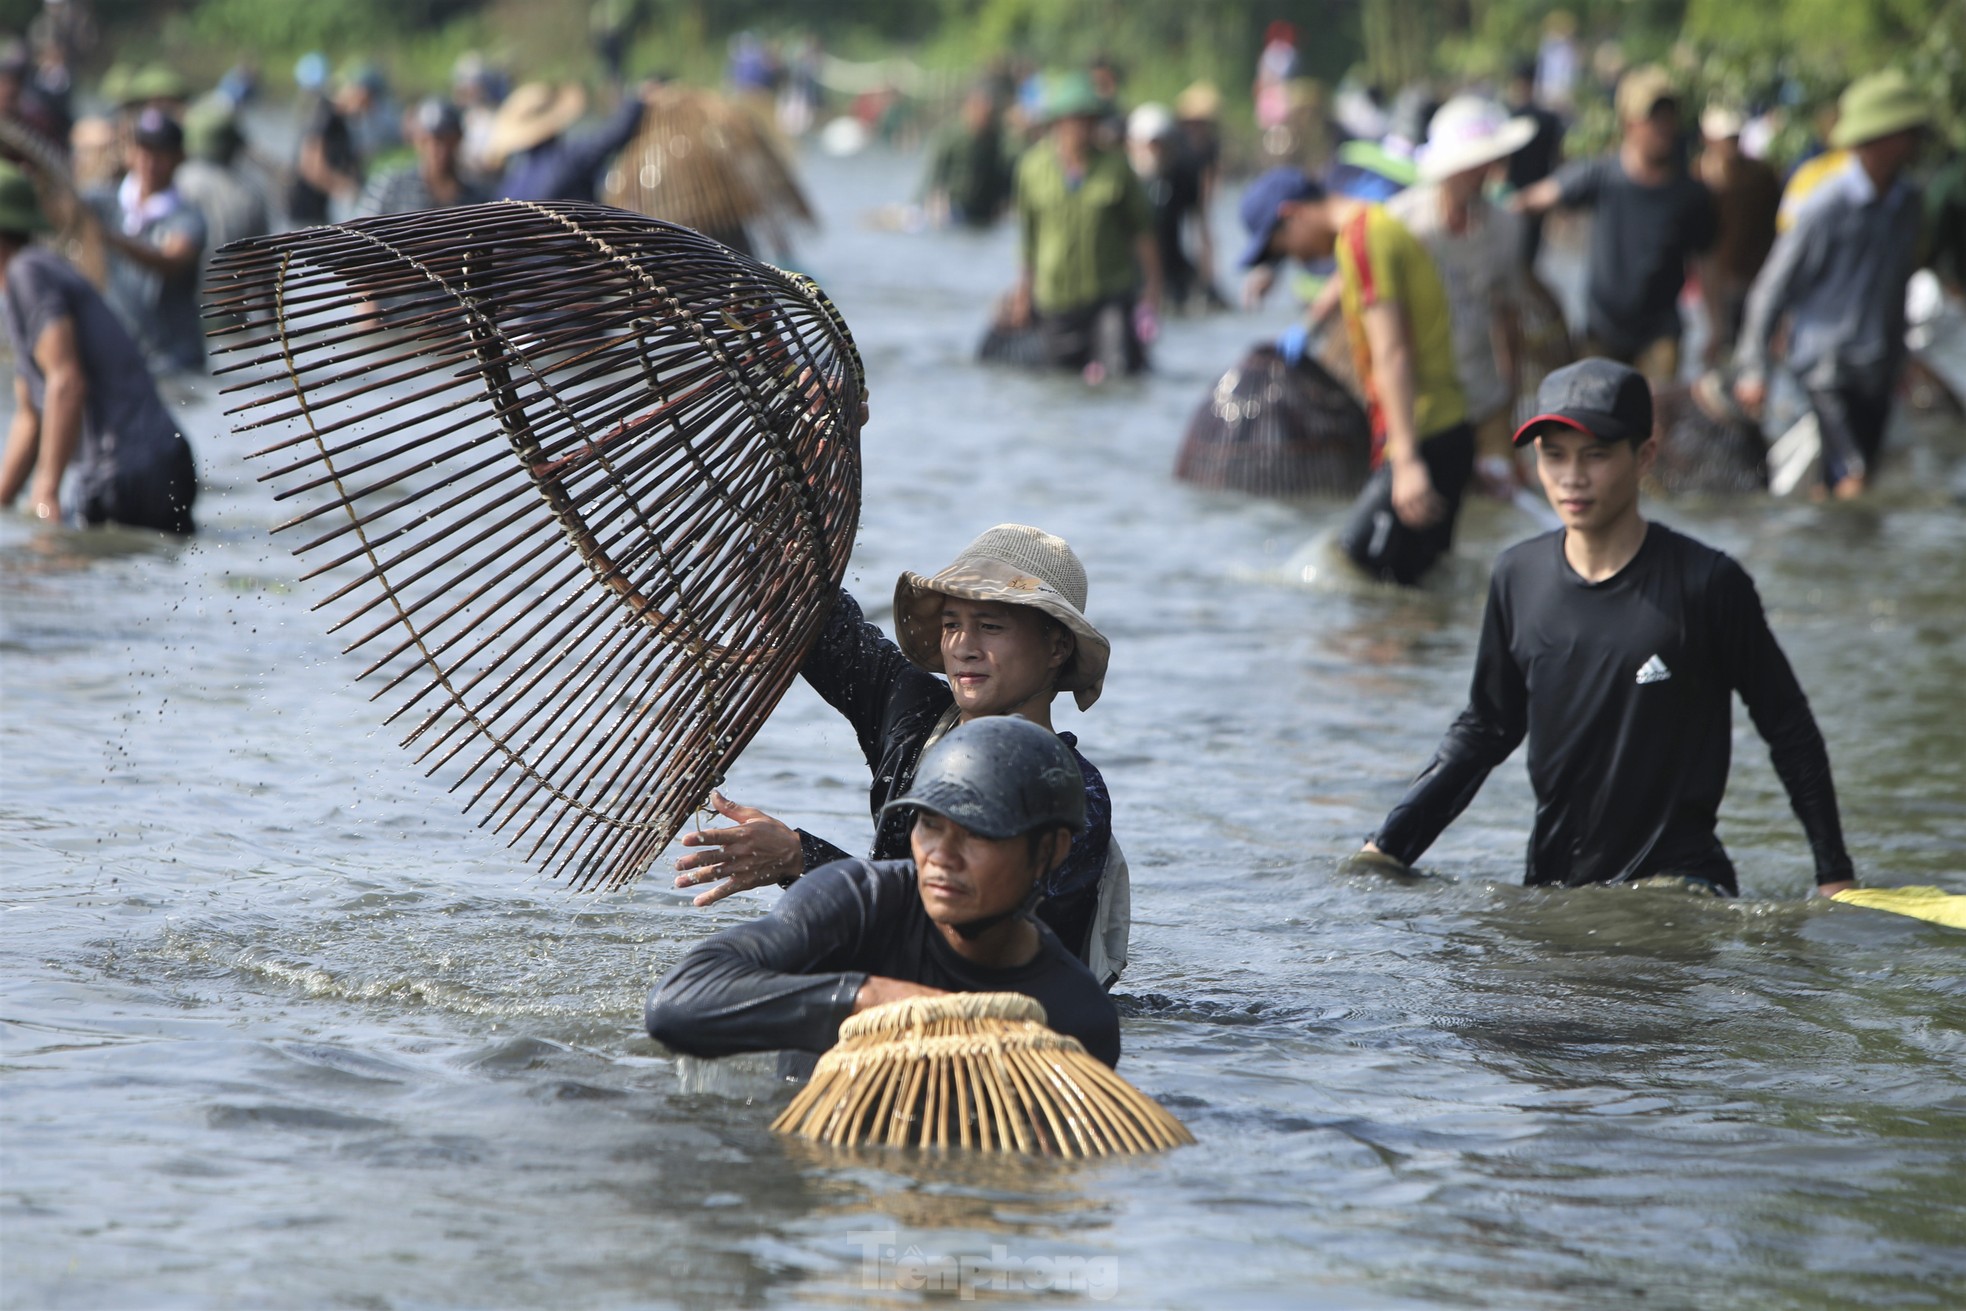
3, 148, 1963, 1310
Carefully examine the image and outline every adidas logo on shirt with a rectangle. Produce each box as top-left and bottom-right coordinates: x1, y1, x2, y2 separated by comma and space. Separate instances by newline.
1636, 654, 1672, 685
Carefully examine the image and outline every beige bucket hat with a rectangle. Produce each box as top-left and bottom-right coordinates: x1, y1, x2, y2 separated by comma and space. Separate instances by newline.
893, 524, 1110, 711
486, 82, 589, 165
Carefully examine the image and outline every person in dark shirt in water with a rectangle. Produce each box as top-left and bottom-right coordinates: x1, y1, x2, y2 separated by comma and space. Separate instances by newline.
646, 716, 1122, 1068
1358, 359, 1856, 898
672, 524, 1129, 985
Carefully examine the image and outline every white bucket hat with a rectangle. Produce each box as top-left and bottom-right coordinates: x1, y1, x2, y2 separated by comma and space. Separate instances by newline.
1415, 94, 1538, 182
893, 524, 1110, 711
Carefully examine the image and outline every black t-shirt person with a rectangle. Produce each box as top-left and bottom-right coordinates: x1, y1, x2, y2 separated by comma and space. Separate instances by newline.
646, 859, 1121, 1067
1555, 155, 1716, 358
1373, 523, 1853, 894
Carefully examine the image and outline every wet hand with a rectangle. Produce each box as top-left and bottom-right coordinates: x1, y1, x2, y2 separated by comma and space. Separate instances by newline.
1390, 455, 1445, 528
852, 976, 948, 1014
1241, 264, 1276, 309
1732, 375, 1767, 418
673, 791, 803, 906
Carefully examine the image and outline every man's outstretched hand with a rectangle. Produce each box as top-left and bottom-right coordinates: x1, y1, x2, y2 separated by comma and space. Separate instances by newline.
674, 791, 804, 906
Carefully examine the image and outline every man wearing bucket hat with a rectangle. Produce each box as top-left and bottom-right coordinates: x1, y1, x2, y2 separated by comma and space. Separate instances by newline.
1732, 69, 1931, 500
1517, 64, 1715, 382
1239, 166, 1474, 585
491, 80, 646, 205
1389, 94, 1538, 494
1355, 358, 1855, 899
0, 162, 197, 533
1000, 70, 1162, 380
675, 524, 1130, 985
648, 716, 1121, 1067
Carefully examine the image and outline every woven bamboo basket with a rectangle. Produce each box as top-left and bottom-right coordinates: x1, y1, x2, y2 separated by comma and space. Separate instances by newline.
1511, 273, 1576, 430
1175, 342, 1372, 498
204, 201, 864, 892
0, 116, 109, 288
603, 86, 814, 252
772, 993, 1194, 1157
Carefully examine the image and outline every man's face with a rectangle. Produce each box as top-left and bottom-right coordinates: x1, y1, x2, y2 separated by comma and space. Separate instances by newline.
1052, 112, 1094, 153
1269, 198, 1333, 263
130, 143, 179, 192
911, 812, 1057, 928
1629, 100, 1679, 158
940, 598, 1069, 719
1858, 127, 1925, 181
416, 128, 461, 176
1534, 424, 1653, 532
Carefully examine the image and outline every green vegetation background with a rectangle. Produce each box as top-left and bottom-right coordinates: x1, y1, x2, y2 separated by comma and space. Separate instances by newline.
7, 0, 1961, 160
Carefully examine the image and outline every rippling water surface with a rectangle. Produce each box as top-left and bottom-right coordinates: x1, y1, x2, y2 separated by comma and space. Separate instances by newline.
5, 149, 1964, 1310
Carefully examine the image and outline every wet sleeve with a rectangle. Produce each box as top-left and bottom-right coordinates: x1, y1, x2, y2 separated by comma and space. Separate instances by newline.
9, 257, 68, 360
1372, 576, 1529, 865
564, 96, 647, 182
643, 860, 896, 1057
797, 588, 932, 772
1553, 157, 1600, 210
1734, 212, 1825, 376
1712, 560, 1855, 885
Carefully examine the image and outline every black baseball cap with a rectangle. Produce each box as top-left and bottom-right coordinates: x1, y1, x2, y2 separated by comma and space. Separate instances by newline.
1512, 357, 1653, 446
132, 107, 185, 154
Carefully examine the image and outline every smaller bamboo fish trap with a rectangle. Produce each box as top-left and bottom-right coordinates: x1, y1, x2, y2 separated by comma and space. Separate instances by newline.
771, 993, 1193, 1158
603, 86, 813, 252
1650, 381, 1768, 495
1175, 343, 1372, 498
0, 116, 108, 288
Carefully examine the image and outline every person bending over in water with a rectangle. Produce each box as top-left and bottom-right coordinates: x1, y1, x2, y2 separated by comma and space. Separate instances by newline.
646, 717, 1121, 1067
1240, 168, 1474, 586
1358, 359, 1856, 898
673, 524, 1129, 985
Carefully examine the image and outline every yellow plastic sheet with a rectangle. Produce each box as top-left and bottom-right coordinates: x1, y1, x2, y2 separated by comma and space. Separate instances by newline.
1831, 886, 1966, 930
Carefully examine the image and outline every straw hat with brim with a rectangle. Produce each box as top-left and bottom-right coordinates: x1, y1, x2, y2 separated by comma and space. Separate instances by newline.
486, 82, 589, 165
1615, 65, 1677, 124
1416, 94, 1538, 182
893, 524, 1110, 711
0, 162, 51, 235
1040, 71, 1105, 123
1830, 69, 1930, 149
1175, 81, 1222, 123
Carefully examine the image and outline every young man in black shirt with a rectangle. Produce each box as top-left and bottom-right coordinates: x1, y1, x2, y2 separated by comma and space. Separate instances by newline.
646, 717, 1121, 1067
1360, 359, 1856, 897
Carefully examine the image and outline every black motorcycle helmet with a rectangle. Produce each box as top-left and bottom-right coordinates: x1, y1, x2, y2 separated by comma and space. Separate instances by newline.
880, 716, 1087, 839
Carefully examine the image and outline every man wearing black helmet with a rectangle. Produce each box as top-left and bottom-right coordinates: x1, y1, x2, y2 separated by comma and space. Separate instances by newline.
646, 717, 1121, 1067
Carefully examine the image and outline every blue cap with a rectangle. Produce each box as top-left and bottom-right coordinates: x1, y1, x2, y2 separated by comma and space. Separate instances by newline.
1238, 167, 1324, 268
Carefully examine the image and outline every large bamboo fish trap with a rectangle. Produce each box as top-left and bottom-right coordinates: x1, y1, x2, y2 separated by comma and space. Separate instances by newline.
772, 993, 1194, 1158
204, 201, 864, 892
603, 87, 814, 253
1175, 343, 1372, 498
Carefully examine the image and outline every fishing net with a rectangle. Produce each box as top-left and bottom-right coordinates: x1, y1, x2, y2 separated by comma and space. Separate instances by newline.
602, 86, 814, 253
1651, 382, 1768, 495
205, 201, 864, 892
1175, 343, 1372, 497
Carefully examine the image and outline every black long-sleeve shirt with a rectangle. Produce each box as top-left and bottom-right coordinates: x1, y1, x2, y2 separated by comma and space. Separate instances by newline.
794, 589, 1113, 956
645, 858, 1121, 1066
1374, 524, 1853, 893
